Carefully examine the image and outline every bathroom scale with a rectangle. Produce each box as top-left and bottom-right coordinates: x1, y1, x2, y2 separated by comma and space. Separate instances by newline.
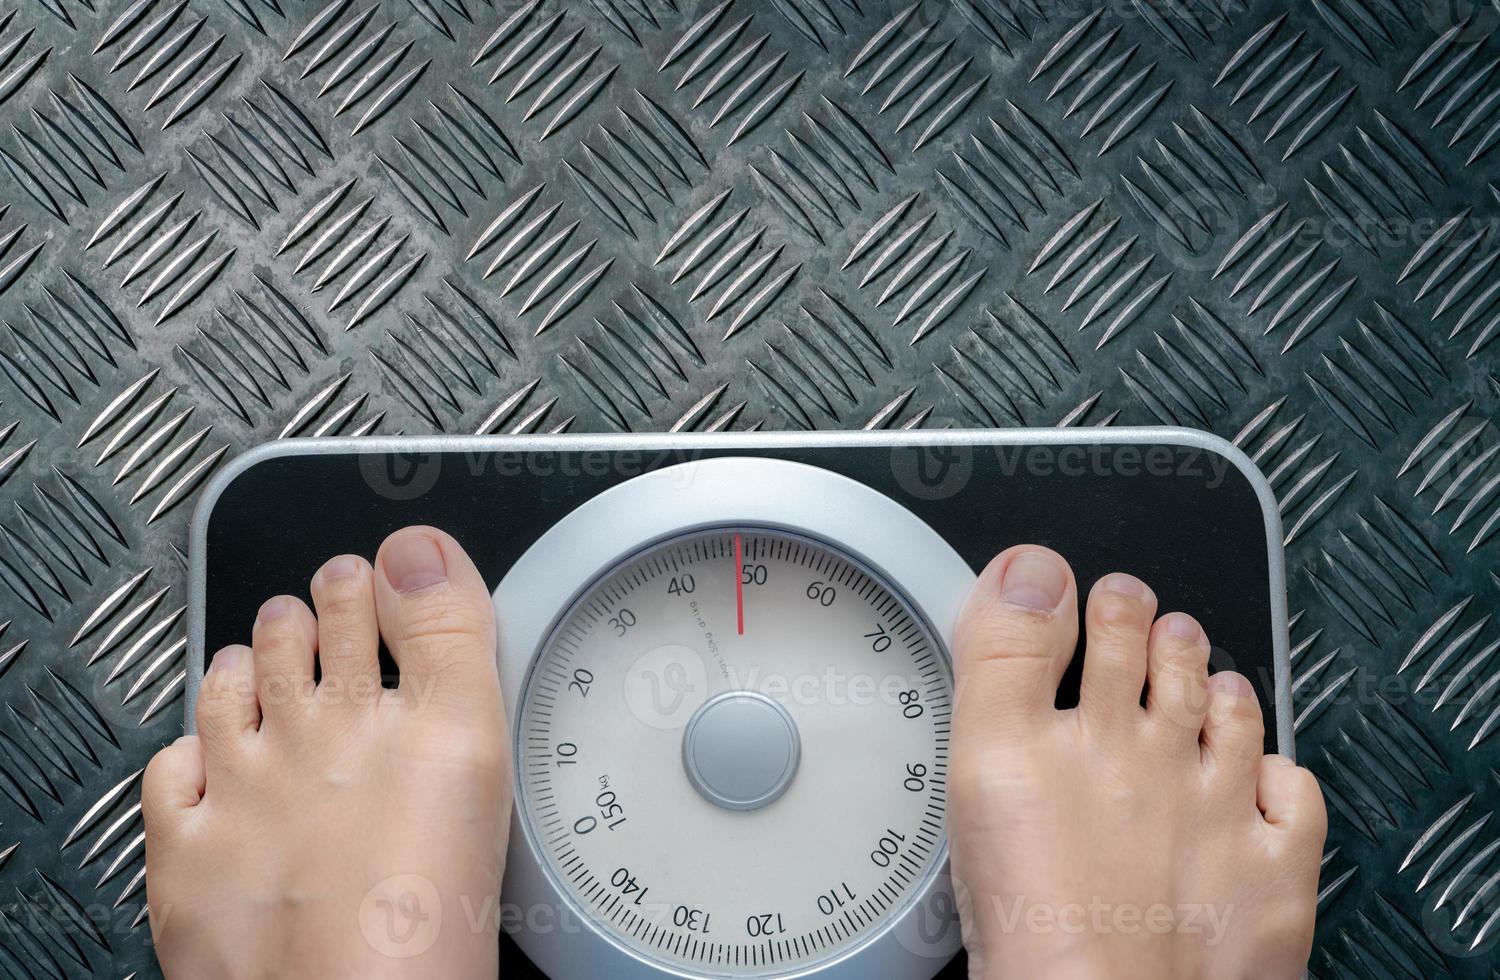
186, 428, 1291, 980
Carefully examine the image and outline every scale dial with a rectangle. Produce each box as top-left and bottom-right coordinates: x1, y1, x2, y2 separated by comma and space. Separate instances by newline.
518, 526, 950, 977
496, 457, 974, 980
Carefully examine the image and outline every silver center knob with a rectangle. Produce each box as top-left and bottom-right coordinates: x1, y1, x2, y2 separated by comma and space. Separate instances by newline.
682, 691, 801, 811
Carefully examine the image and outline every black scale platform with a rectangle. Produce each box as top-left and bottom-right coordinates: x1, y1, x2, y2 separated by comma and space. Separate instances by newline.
192, 431, 1287, 978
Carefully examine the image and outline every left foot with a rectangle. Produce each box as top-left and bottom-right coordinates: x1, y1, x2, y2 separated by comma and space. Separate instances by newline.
947, 546, 1326, 980
143, 526, 510, 979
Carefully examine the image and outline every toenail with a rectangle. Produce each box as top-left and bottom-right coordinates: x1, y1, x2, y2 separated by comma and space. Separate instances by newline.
322, 556, 363, 581
1163, 612, 1203, 642
999, 551, 1068, 611
256, 596, 291, 625
1208, 671, 1253, 697
1096, 572, 1147, 598
383, 534, 449, 593
1270, 754, 1296, 767
211, 647, 243, 672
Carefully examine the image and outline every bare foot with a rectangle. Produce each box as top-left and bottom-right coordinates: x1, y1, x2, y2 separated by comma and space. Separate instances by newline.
143, 526, 510, 979
949, 546, 1326, 980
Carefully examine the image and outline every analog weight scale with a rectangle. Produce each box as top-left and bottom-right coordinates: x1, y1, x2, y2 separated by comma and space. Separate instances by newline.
186, 429, 1292, 980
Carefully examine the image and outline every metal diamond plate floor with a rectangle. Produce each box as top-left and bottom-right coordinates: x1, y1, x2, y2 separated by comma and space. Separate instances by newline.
0, 0, 1496, 976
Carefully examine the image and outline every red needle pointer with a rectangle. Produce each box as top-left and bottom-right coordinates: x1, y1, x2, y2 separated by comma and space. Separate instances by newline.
734, 532, 745, 635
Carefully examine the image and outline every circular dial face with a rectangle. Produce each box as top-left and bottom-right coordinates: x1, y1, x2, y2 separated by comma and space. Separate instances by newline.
516, 526, 952, 978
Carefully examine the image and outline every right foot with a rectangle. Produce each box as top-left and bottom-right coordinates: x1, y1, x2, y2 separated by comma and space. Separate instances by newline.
948, 546, 1326, 980
143, 526, 511, 979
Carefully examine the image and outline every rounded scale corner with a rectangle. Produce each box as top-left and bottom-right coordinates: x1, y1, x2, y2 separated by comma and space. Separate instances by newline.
1153, 427, 1280, 516
185, 437, 363, 735
943, 425, 1286, 561
970, 425, 1293, 759
1135, 426, 1295, 761
189, 438, 360, 545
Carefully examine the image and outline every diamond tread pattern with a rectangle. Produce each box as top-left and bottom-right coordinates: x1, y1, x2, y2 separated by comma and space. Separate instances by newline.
0, 0, 1496, 976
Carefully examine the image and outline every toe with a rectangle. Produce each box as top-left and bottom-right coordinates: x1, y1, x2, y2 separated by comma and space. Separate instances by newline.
310, 555, 380, 702
251, 595, 319, 720
1079, 573, 1157, 726
1258, 755, 1328, 846
1199, 671, 1264, 791
195, 645, 259, 754
142, 735, 206, 828
952, 546, 1078, 737
1145, 612, 1211, 735
373, 526, 499, 707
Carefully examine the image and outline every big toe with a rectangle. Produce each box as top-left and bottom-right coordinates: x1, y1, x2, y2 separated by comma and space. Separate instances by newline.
953, 546, 1079, 738
374, 526, 499, 710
